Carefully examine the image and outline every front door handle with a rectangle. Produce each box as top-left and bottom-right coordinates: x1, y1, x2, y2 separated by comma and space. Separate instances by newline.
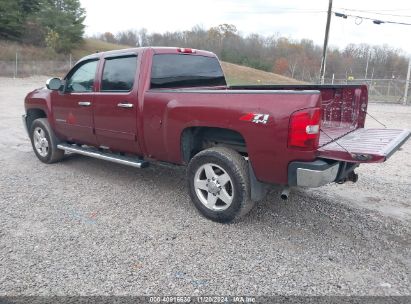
78, 101, 91, 107
117, 102, 134, 109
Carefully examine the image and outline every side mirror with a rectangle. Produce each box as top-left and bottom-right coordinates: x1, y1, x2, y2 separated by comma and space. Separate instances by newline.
46, 78, 63, 91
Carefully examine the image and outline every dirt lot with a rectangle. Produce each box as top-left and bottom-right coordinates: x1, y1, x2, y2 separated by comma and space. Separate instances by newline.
0, 77, 410, 296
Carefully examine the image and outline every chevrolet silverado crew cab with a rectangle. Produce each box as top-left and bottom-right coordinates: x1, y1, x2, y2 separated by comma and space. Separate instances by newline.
23, 47, 411, 223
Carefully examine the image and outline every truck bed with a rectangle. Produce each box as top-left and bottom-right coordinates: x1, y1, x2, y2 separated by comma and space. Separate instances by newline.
230, 84, 410, 163
231, 84, 367, 145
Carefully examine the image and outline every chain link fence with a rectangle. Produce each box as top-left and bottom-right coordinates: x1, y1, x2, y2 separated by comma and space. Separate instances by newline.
0, 60, 72, 78
0, 56, 74, 78
1, 55, 409, 104
321, 78, 410, 104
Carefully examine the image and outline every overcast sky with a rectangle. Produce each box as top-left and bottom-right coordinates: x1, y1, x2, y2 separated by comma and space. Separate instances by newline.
81, 0, 411, 55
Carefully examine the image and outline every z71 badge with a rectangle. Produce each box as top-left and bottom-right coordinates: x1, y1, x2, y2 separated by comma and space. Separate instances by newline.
240, 113, 270, 124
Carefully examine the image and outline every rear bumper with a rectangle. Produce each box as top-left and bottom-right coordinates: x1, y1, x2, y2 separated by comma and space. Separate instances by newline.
288, 159, 357, 187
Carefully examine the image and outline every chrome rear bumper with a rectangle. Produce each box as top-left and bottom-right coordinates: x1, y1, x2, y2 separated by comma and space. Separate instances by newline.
288, 160, 353, 188
296, 163, 340, 187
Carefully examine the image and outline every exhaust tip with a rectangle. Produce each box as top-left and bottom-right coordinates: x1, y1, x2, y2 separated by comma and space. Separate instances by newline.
280, 186, 290, 200
280, 193, 289, 200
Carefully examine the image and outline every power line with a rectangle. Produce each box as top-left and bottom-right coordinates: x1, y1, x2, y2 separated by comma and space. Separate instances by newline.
336, 7, 411, 12
221, 5, 328, 14
226, 10, 326, 15
338, 8, 411, 18
233, 5, 328, 11
334, 11, 411, 26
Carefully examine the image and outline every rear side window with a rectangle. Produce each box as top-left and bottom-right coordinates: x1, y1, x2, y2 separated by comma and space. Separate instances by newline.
101, 55, 137, 92
150, 54, 226, 89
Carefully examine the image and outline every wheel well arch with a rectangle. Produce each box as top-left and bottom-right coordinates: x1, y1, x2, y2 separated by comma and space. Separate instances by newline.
26, 108, 47, 130
181, 127, 247, 163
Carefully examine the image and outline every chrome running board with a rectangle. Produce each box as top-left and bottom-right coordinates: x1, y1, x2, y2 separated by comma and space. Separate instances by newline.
57, 143, 149, 168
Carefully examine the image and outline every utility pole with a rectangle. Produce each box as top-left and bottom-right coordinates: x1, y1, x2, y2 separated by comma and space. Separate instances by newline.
320, 0, 333, 84
14, 51, 18, 79
404, 57, 411, 105
364, 50, 371, 79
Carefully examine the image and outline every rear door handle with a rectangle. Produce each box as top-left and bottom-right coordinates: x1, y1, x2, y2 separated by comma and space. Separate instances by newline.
78, 101, 91, 107
117, 102, 134, 109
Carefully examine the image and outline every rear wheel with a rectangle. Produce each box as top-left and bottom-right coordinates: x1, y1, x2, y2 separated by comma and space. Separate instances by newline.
187, 147, 254, 223
30, 118, 64, 164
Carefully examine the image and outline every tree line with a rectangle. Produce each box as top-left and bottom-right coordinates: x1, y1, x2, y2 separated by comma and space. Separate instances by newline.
0, 0, 85, 53
94, 24, 409, 82
1, 1, 408, 82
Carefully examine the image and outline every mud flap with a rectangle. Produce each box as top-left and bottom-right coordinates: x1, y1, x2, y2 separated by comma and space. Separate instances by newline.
248, 162, 270, 201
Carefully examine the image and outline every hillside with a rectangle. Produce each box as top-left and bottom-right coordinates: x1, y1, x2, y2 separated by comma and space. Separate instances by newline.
70, 39, 131, 59
0, 39, 303, 84
221, 62, 303, 85
79, 40, 303, 85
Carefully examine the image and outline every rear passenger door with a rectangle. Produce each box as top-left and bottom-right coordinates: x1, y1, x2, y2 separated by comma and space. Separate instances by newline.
93, 54, 140, 154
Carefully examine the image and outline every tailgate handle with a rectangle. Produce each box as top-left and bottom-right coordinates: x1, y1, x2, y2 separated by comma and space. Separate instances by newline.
78, 101, 91, 107
117, 102, 134, 109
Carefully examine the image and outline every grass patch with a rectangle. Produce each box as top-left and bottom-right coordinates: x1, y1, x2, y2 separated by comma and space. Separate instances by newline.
221, 62, 304, 85
0, 40, 61, 61
71, 39, 130, 59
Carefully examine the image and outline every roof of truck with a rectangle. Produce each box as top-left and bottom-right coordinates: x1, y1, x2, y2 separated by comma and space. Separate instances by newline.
79, 47, 216, 62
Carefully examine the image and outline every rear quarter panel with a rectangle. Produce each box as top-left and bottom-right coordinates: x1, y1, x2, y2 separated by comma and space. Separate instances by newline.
142, 90, 321, 184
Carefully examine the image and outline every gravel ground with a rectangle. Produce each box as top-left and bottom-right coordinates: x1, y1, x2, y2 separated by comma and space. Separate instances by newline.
0, 77, 410, 296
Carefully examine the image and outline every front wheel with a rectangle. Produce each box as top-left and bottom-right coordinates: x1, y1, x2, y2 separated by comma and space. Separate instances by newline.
30, 118, 64, 164
187, 147, 255, 223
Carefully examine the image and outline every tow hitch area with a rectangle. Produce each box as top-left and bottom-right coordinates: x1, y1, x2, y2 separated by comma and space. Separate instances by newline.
337, 171, 359, 184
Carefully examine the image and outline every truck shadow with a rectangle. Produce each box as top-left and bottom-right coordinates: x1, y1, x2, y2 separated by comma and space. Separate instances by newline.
60, 154, 410, 280
17, 152, 409, 295
61, 153, 404, 238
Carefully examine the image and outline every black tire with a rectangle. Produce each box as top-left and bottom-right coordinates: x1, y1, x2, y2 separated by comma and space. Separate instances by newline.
29, 118, 64, 164
187, 147, 255, 223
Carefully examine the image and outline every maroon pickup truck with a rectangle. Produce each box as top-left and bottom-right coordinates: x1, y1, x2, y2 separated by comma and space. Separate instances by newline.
23, 47, 410, 222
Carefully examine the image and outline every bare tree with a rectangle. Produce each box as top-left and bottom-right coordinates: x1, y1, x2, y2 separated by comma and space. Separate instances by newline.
91, 24, 409, 82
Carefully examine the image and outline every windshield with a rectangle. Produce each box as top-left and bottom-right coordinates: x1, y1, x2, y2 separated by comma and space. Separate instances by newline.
150, 54, 226, 89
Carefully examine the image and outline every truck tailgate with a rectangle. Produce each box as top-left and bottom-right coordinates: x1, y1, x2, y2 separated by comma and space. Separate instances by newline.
318, 128, 411, 163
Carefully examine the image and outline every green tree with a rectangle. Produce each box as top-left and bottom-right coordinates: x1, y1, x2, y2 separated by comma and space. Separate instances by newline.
0, 0, 23, 39
37, 0, 86, 53
0, 0, 39, 40
20, 0, 40, 15
45, 29, 60, 50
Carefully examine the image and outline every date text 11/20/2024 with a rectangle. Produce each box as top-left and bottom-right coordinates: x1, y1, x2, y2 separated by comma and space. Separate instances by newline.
149, 296, 256, 303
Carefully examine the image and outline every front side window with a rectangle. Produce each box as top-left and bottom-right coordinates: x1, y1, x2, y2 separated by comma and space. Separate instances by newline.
101, 56, 138, 92
150, 54, 226, 89
66, 60, 98, 92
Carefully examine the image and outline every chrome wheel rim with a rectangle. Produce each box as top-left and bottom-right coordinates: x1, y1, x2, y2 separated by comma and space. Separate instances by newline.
194, 163, 234, 211
33, 127, 49, 157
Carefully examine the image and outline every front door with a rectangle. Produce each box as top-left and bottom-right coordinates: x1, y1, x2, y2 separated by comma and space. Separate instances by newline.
93, 54, 140, 154
51, 59, 99, 146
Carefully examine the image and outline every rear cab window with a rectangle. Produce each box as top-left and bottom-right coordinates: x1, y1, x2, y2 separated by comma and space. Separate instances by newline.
101, 55, 138, 92
150, 54, 226, 89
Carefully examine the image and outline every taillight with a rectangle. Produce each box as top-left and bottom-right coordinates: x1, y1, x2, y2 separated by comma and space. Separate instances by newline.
288, 108, 321, 150
178, 48, 196, 54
